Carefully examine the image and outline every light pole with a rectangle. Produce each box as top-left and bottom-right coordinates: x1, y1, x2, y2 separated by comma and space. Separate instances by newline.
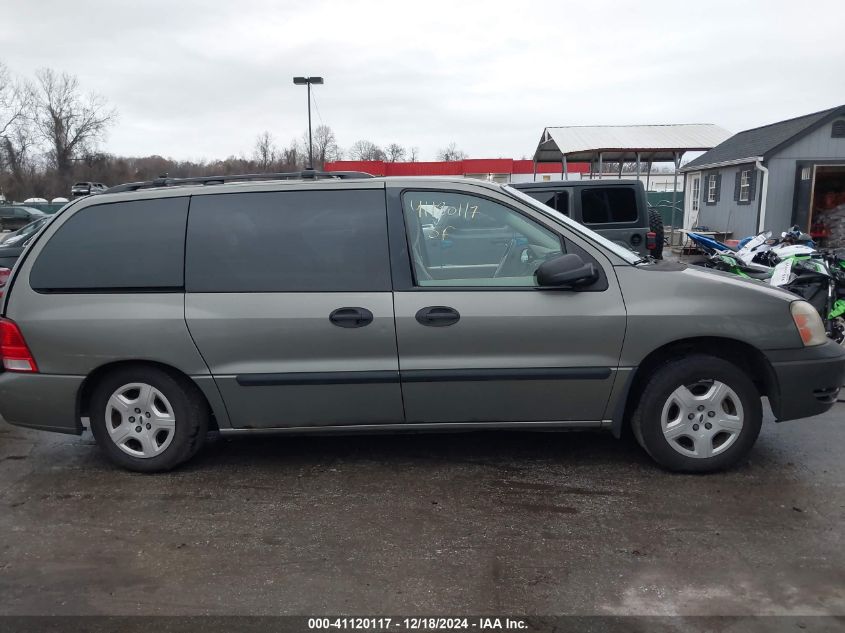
293, 76, 323, 169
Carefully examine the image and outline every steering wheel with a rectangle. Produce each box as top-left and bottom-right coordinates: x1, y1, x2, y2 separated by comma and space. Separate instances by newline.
493, 239, 534, 278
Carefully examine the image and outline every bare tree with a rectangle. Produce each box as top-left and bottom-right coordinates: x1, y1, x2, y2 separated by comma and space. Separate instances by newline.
348, 139, 385, 161
0, 62, 32, 140
311, 125, 340, 168
253, 131, 278, 171
0, 62, 36, 200
437, 142, 467, 162
32, 68, 116, 178
280, 138, 302, 170
408, 146, 420, 162
385, 143, 406, 163
0, 130, 36, 201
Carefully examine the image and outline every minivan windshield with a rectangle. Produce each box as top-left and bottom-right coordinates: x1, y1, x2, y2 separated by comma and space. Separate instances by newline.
504, 185, 643, 265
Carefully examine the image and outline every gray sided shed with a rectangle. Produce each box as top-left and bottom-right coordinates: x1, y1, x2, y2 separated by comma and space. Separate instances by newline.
682, 105, 845, 239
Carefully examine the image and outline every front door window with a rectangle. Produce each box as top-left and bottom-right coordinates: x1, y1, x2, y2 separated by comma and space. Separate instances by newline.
403, 191, 563, 287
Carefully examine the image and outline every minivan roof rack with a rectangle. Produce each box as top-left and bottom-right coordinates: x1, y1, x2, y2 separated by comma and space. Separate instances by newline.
104, 169, 374, 194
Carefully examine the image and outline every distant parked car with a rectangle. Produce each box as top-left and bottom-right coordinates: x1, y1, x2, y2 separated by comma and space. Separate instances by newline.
0, 234, 34, 270
0, 217, 50, 245
23, 197, 48, 204
51, 197, 70, 204
0, 206, 47, 232
71, 182, 108, 197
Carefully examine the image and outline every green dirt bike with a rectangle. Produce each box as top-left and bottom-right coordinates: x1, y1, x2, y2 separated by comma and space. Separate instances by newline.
702, 251, 845, 346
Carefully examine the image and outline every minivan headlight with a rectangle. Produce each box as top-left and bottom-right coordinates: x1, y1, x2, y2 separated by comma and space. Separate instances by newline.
790, 301, 827, 346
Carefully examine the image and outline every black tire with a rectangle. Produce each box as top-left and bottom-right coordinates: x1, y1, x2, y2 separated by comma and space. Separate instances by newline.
89, 365, 209, 472
630, 355, 762, 473
648, 207, 665, 259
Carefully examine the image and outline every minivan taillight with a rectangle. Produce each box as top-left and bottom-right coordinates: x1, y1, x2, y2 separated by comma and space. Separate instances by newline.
0, 318, 38, 372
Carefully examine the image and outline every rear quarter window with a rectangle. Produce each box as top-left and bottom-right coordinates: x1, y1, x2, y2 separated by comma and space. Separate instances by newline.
29, 197, 188, 291
580, 187, 638, 224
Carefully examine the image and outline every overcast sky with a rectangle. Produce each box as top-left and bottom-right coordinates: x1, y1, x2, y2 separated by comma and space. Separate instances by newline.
2, 0, 843, 162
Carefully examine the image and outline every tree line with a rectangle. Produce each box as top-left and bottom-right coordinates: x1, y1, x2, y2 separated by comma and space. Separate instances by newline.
253, 134, 466, 166
0, 61, 470, 202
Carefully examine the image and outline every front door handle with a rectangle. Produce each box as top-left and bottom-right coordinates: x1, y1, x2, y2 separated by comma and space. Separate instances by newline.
415, 306, 460, 327
329, 307, 374, 328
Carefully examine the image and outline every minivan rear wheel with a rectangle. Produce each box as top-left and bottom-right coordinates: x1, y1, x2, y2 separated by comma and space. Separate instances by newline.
631, 355, 762, 472
89, 366, 209, 472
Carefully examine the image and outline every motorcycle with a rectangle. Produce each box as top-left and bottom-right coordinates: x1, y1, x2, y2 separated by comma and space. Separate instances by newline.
740, 227, 816, 268
702, 252, 772, 280
769, 254, 845, 346
687, 226, 815, 268
690, 229, 844, 346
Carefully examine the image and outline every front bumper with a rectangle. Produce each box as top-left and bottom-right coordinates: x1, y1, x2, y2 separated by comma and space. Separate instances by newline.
0, 372, 84, 434
765, 341, 845, 421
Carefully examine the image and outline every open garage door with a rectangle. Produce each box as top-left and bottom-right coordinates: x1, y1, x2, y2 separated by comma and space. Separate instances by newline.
808, 165, 845, 248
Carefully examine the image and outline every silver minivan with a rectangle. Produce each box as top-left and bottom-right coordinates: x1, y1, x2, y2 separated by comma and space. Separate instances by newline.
0, 173, 842, 472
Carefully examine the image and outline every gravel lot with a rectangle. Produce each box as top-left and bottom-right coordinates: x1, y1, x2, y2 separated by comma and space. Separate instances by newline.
0, 404, 843, 617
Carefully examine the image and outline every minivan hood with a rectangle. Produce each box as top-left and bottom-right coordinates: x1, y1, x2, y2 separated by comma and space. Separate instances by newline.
632, 259, 797, 302
677, 264, 797, 302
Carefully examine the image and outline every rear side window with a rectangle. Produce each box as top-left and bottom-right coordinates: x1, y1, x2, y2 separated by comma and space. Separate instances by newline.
580, 187, 638, 224
30, 198, 188, 291
524, 190, 570, 216
185, 189, 391, 292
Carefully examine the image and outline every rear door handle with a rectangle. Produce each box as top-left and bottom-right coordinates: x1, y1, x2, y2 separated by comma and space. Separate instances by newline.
329, 307, 374, 328
415, 306, 460, 327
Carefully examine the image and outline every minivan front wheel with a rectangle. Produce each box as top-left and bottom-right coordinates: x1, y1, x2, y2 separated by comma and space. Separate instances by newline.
631, 355, 762, 472
89, 366, 209, 472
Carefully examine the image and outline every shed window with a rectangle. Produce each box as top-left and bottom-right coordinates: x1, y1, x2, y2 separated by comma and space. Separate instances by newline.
707, 174, 718, 203
739, 170, 751, 202
691, 177, 700, 213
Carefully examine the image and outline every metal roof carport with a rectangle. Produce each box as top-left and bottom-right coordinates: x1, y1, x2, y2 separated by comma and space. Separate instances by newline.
532, 124, 732, 237
533, 123, 731, 181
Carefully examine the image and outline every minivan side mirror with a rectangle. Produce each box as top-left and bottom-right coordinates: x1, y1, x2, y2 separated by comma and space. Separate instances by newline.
535, 253, 599, 289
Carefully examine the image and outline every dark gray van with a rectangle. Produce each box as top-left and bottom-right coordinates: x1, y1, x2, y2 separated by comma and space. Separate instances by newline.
0, 172, 842, 473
